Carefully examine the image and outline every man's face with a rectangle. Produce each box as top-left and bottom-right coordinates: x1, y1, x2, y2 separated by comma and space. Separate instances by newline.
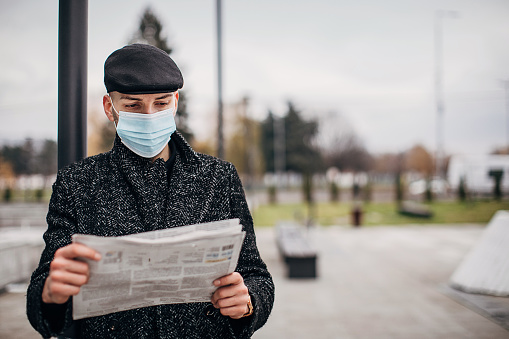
103, 91, 179, 124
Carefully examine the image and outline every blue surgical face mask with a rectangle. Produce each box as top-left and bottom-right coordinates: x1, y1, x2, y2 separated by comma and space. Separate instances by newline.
110, 99, 177, 158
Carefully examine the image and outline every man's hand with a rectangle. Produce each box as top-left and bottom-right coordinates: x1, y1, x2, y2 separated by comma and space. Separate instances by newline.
42, 243, 101, 304
211, 272, 251, 319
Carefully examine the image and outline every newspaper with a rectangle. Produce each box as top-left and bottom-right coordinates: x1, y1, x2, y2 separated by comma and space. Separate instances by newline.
71, 219, 245, 320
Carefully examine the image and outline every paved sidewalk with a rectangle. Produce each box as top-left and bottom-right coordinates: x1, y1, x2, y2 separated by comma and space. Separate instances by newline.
1, 224, 509, 338
253, 224, 509, 339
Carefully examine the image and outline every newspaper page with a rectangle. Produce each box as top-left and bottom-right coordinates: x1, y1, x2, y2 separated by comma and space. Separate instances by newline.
71, 219, 245, 320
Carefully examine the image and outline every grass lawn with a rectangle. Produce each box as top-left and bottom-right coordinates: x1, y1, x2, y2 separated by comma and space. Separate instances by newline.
1, 189, 52, 203
252, 199, 509, 227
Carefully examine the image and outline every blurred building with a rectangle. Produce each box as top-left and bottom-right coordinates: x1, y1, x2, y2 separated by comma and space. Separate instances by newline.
448, 155, 509, 195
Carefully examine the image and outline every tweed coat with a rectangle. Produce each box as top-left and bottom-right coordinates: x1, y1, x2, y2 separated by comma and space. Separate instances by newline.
27, 133, 274, 339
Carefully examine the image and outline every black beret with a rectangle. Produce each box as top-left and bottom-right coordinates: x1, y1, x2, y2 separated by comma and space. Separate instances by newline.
104, 44, 183, 94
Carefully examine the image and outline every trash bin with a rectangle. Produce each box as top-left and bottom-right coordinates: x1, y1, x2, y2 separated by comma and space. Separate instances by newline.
351, 203, 362, 227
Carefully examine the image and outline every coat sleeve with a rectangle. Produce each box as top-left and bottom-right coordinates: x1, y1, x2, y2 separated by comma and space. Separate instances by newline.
226, 163, 275, 338
26, 169, 78, 338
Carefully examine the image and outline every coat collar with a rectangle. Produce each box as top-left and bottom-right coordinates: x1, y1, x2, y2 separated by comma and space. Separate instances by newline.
109, 131, 203, 230
169, 131, 202, 172
109, 131, 204, 195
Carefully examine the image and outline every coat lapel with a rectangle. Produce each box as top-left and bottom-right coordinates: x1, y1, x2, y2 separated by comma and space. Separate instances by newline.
112, 132, 204, 231
112, 135, 169, 232
165, 133, 204, 228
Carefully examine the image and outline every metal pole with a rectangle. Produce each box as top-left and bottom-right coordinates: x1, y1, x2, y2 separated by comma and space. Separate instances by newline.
434, 10, 444, 179
216, 0, 224, 159
434, 10, 457, 178
58, 0, 88, 170
504, 80, 509, 150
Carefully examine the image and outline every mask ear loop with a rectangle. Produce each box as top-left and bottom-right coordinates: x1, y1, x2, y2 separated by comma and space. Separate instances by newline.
172, 92, 179, 123
108, 94, 120, 129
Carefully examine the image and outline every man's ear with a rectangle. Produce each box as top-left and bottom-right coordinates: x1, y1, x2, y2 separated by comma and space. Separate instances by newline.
103, 94, 115, 122
174, 91, 179, 117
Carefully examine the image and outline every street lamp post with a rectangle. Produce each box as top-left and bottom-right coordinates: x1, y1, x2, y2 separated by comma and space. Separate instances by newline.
434, 10, 458, 178
58, 0, 88, 170
216, 0, 224, 159
503, 80, 509, 150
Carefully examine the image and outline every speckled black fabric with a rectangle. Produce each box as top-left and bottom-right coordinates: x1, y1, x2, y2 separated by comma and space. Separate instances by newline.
26, 132, 274, 339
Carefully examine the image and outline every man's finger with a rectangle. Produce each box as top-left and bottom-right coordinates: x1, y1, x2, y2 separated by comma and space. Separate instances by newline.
211, 287, 235, 305
212, 283, 248, 301
213, 272, 242, 287
50, 269, 89, 287
49, 281, 82, 299
218, 304, 249, 319
50, 256, 90, 275
213, 294, 250, 309
211, 281, 249, 307
55, 243, 101, 261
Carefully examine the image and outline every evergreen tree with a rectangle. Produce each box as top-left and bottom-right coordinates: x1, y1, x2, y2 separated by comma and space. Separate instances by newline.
488, 170, 503, 201
260, 111, 275, 172
129, 7, 194, 143
425, 177, 433, 203
329, 179, 340, 203
458, 176, 467, 202
260, 102, 322, 219
130, 7, 172, 54
283, 102, 322, 174
37, 139, 58, 178
1, 139, 35, 175
395, 171, 404, 204
260, 103, 322, 174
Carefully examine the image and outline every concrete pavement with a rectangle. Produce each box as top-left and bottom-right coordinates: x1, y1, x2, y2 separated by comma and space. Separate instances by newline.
1, 224, 508, 338
252, 224, 509, 339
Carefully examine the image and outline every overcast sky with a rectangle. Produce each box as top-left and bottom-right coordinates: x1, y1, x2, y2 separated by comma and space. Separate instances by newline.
1, 0, 508, 156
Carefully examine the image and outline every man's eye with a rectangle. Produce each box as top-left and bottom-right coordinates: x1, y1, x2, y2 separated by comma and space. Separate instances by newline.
156, 102, 169, 106
125, 104, 138, 108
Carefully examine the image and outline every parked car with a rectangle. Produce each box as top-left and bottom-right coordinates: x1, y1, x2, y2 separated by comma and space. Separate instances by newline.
409, 177, 449, 195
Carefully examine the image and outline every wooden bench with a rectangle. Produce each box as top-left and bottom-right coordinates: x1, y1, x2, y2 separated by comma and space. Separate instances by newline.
276, 223, 317, 278
398, 201, 433, 218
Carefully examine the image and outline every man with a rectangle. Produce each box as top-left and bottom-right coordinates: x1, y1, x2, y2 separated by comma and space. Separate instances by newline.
27, 44, 274, 338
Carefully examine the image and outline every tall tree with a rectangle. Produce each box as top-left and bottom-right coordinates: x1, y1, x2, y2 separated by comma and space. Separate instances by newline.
260, 103, 322, 213
280, 102, 322, 223
373, 153, 400, 174
260, 103, 322, 174
404, 144, 433, 176
260, 111, 276, 172
283, 102, 322, 174
87, 108, 117, 156
324, 133, 373, 173
0, 156, 15, 182
226, 97, 263, 188
37, 140, 58, 178
129, 7, 193, 143
1, 139, 36, 176
129, 7, 172, 54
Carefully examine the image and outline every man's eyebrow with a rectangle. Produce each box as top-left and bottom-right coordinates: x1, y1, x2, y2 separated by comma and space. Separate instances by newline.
118, 93, 173, 101
119, 95, 142, 101
155, 93, 173, 100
